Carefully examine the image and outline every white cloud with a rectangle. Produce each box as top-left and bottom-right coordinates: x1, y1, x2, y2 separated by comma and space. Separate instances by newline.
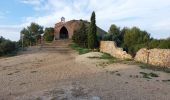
0, 25, 22, 41
19, 0, 47, 11
20, 0, 42, 5
1, 0, 170, 41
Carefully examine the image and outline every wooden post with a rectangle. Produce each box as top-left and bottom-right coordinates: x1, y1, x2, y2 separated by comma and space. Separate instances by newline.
22, 34, 24, 51
147, 50, 150, 64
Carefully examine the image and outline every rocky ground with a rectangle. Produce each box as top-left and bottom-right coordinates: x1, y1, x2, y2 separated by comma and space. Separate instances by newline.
0, 40, 170, 100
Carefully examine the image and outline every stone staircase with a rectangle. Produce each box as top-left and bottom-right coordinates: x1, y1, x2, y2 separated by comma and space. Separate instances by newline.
40, 39, 72, 52
42, 39, 71, 47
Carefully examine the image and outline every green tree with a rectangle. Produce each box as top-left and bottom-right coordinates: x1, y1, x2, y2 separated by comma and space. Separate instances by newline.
72, 22, 88, 48
103, 25, 127, 47
103, 33, 112, 41
149, 38, 170, 49
27, 22, 43, 44
109, 24, 121, 46
20, 28, 33, 46
123, 27, 150, 56
88, 11, 98, 49
120, 27, 128, 43
43, 27, 54, 42
102, 23, 170, 56
109, 24, 120, 35
20, 22, 43, 46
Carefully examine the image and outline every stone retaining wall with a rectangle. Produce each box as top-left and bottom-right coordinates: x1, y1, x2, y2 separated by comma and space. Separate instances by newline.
135, 48, 170, 67
100, 41, 132, 59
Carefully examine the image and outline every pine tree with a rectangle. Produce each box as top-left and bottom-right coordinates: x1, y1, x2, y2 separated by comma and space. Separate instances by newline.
88, 11, 97, 49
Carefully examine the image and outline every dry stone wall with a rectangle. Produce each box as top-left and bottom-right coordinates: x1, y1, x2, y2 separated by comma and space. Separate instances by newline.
100, 41, 132, 59
100, 41, 170, 67
135, 48, 170, 67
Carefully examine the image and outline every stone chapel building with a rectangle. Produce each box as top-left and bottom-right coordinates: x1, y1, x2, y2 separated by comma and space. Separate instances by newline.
54, 17, 106, 40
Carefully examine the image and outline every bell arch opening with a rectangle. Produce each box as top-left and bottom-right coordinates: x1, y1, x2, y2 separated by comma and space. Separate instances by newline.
59, 26, 68, 39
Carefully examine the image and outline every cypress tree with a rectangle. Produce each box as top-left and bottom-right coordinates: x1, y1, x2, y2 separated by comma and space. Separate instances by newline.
88, 11, 97, 49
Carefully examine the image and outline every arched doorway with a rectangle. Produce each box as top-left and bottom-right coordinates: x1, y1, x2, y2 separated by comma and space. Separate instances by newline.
59, 26, 68, 39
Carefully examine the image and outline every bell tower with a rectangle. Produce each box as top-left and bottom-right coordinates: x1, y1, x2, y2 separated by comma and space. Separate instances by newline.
61, 17, 65, 23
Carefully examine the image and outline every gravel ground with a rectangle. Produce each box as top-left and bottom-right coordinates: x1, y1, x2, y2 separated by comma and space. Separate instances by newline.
0, 40, 170, 100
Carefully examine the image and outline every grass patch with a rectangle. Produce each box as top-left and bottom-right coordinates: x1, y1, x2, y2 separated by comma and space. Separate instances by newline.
140, 72, 159, 79
97, 62, 109, 68
100, 53, 117, 64
116, 73, 121, 76
31, 71, 37, 73
106, 70, 119, 74
69, 43, 91, 55
96, 53, 118, 67
100, 53, 135, 65
139, 63, 170, 73
162, 79, 170, 82
100, 53, 114, 59
88, 56, 100, 59
150, 72, 159, 77
140, 72, 152, 79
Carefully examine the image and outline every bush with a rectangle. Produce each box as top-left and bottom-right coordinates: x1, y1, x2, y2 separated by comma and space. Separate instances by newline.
72, 22, 88, 48
102, 23, 170, 57
43, 27, 54, 42
123, 27, 150, 56
0, 37, 18, 56
103, 25, 170, 56
149, 38, 170, 49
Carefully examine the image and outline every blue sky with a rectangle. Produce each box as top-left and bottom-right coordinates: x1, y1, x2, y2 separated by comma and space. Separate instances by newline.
0, 0, 170, 41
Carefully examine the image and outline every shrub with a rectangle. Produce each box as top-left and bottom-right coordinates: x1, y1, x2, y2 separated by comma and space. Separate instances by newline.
0, 36, 18, 56
104, 24, 170, 57
72, 22, 88, 48
43, 27, 54, 42
123, 27, 150, 56
69, 43, 91, 54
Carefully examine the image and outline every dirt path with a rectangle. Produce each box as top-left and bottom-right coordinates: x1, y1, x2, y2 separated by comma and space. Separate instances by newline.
0, 40, 170, 100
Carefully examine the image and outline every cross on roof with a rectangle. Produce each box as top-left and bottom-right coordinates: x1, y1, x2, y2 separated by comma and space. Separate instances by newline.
61, 17, 65, 23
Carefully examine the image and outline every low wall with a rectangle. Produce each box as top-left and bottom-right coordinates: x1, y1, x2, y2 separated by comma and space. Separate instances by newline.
100, 41, 132, 59
135, 48, 170, 67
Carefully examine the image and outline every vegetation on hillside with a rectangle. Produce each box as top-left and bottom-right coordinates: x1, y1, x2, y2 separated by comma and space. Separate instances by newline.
72, 22, 88, 48
71, 12, 169, 57
72, 11, 99, 50
69, 43, 91, 54
103, 24, 170, 56
43, 27, 54, 42
0, 23, 44, 56
1, 11, 169, 57
148, 38, 170, 49
20, 22, 43, 46
0, 36, 18, 56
